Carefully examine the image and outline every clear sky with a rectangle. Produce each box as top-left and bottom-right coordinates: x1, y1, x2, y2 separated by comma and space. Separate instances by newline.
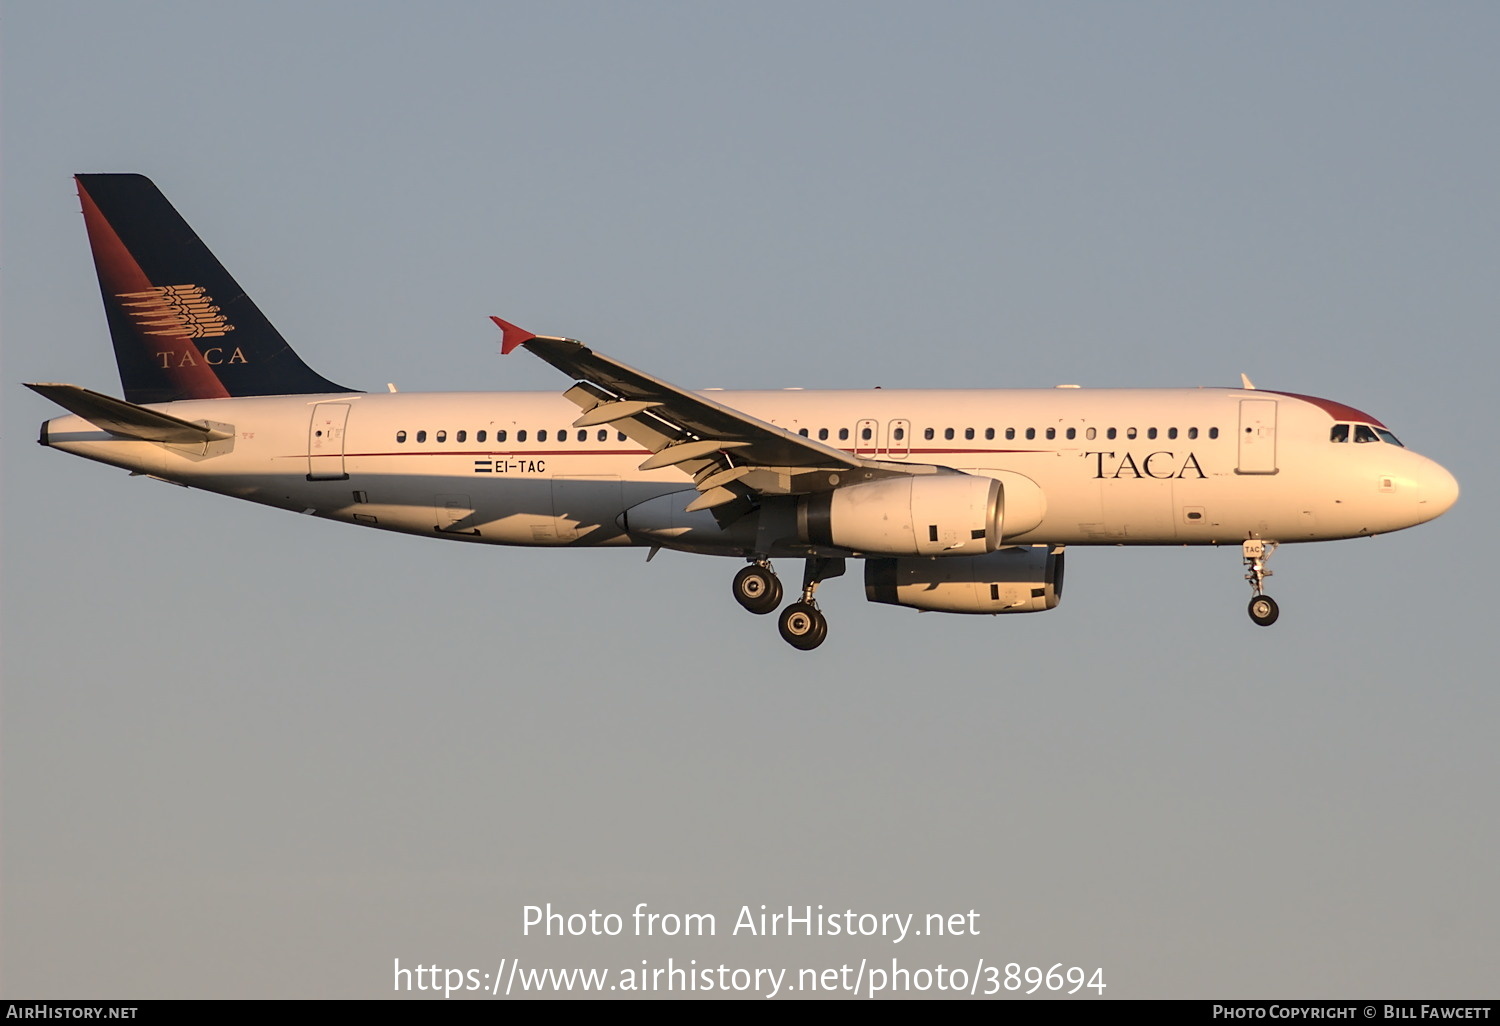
3, 1, 1496, 1000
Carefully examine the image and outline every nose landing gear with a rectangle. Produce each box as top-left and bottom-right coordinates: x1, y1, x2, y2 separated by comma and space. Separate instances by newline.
1243, 538, 1280, 626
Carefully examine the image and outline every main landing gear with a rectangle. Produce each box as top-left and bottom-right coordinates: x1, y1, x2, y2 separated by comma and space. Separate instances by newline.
1243, 538, 1280, 627
778, 601, 827, 651
732, 562, 782, 615
732, 557, 844, 651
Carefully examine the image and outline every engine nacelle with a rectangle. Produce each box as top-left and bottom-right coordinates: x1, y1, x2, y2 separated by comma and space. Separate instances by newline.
864, 545, 1065, 614
617, 490, 757, 554
798, 475, 1002, 557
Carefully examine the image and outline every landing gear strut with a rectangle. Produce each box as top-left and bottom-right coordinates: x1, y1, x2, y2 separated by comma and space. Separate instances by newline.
1243, 538, 1280, 627
732, 560, 782, 615
776, 556, 845, 651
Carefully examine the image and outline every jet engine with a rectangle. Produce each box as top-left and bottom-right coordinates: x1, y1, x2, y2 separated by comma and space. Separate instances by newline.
797, 475, 1002, 557
864, 545, 1065, 614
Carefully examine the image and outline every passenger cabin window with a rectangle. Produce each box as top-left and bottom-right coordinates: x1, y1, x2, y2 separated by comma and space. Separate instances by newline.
396, 430, 407, 443
457, 430, 467, 443
1188, 427, 1198, 440
862, 427, 873, 441
436, 430, 447, 443
497, 430, 507, 443
839, 428, 850, 441
924, 428, 935, 440
1208, 427, 1219, 439
477, 430, 486, 443
517, 430, 527, 442
893, 426, 905, 441
416, 430, 427, 443
985, 428, 995, 440
944, 428, 955, 440
1025, 428, 1036, 440
818, 428, 829, 440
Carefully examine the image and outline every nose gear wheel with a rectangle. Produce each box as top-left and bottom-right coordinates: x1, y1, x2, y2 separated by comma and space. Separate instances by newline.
1248, 594, 1280, 626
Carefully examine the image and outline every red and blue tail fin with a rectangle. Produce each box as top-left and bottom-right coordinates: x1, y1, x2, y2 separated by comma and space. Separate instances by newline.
76, 174, 356, 403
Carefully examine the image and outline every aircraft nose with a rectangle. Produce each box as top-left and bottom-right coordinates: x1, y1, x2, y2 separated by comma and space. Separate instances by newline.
1418, 460, 1459, 521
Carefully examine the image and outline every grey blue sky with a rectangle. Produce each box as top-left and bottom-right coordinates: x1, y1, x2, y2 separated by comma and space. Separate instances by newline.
3, 1, 1496, 999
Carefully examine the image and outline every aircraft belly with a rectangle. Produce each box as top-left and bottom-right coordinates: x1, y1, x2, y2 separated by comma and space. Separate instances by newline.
550, 476, 628, 544
456, 479, 560, 544
1095, 479, 1177, 542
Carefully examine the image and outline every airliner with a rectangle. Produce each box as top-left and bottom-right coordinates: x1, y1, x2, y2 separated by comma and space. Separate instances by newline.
29, 174, 1460, 649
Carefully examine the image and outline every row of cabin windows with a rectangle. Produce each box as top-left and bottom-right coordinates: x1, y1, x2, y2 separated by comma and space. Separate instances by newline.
396, 423, 1225, 446
395, 428, 629, 444
795, 425, 1220, 442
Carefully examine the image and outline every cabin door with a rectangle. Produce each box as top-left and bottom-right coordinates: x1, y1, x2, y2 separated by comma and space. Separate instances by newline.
307, 403, 350, 480
1236, 399, 1278, 475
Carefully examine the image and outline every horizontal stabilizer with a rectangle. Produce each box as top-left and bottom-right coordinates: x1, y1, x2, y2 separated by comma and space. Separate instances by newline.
26, 383, 233, 443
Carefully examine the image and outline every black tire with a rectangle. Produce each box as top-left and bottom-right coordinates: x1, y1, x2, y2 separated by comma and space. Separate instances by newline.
1248, 594, 1280, 627
732, 565, 782, 614
778, 602, 828, 650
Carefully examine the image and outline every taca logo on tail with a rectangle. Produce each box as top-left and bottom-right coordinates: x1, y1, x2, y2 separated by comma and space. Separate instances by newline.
117, 284, 236, 339
75, 173, 356, 403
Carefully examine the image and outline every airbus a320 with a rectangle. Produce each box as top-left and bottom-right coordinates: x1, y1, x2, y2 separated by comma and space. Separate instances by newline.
29, 175, 1460, 649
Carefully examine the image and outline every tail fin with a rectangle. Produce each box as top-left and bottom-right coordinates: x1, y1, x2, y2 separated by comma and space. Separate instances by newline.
75, 174, 356, 403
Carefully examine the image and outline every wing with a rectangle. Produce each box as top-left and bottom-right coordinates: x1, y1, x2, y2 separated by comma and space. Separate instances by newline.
492, 318, 943, 515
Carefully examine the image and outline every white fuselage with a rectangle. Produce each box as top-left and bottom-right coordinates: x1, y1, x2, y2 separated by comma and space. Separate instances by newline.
41, 386, 1458, 554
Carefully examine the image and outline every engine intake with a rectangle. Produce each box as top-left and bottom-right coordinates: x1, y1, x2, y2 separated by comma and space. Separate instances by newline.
865, 545, 1065, 614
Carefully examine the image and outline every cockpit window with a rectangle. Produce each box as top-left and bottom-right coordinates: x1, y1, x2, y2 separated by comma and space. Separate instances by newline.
1332, 421, 1404, 446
